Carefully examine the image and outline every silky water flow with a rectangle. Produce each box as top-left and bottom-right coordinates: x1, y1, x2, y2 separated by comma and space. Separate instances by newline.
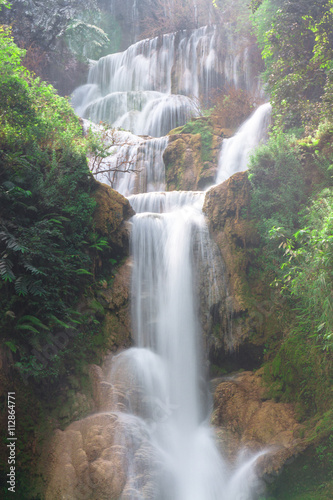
108, 190, 266, 500
73, 20, 272, 500
106, 103, 272, 498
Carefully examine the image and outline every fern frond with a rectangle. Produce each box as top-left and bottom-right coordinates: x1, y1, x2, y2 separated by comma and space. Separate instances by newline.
14, 276, 28, 296
0, 256, 15, 281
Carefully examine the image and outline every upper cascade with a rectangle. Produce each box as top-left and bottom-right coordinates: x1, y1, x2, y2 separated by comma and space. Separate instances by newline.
72, 25, 263, 137
216, 102, 272, 184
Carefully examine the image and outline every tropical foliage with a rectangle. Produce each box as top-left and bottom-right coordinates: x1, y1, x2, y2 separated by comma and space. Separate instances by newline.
251, 0, 333, 132
0, 26, 110, 382
248, 2, 333, 429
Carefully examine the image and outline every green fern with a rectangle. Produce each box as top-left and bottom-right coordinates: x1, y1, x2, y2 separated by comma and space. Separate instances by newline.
0, 256, 15, 281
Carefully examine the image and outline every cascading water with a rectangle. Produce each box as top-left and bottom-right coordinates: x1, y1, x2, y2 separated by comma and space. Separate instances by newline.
107, 191, 264, 500
215, 102, 272, 183
102, 100, 272, 497
74, 21, 264, 196
69, 11, 272, 499
82, 119, 168, 196
72, 25, 262, 137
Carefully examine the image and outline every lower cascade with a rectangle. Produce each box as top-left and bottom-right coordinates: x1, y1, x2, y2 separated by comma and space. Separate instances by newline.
104, 104, 272, 498
113, 191, 265, 499
45, 103, 272, 500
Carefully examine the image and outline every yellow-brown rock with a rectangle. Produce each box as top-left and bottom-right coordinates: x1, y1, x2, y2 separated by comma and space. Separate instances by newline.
92, 181, 134, 252
212, 370, 308, 479
204, 171, 259, 313
98, 258, 132, 351
164, 117, 223, 191
203, 171, 283, 362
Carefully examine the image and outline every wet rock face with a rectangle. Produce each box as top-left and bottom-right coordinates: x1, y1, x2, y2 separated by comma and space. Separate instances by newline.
203, 171, 258, 312
44, 412, 159, 500
203, 172, 269, 366
93, 181, 135, 254
212, 371, 308, 482
98, 258, 133, 351
44, 354, 163, 500
164, 118, 223, 191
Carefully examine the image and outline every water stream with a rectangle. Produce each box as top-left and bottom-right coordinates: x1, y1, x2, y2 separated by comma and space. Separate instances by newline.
109, 104, 271, 498
72, 19, 271, 500
120, 190, 265, 499
216, 102, 272, 183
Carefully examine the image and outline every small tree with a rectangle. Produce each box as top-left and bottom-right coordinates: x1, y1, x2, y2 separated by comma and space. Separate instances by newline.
85, 124, 142, 188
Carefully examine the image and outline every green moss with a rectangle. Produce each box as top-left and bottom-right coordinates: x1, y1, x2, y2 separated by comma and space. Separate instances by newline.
181, 117, 214, 163
263, 329, 332, 419
265, 442, 333, 500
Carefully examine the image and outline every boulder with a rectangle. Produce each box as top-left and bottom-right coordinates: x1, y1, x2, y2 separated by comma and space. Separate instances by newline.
164, 117, 223, 191
92, 182, 134, 254
212, 370, 308, 481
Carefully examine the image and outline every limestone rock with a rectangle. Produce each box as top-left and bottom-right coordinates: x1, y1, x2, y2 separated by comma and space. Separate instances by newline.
203, 172, 281, 366
44, 412, 160, 500
98, 258, 132, 351
99, 258, 132, 311
212, 370, 308, 480
164, 118, 223, 191
204, 171, 259, 313
92, 182, 134, 254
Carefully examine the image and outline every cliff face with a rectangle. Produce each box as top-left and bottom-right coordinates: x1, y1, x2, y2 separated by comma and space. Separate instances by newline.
212, 370, 308, 482
203, 172, 275, 367
0, 0, 90, 93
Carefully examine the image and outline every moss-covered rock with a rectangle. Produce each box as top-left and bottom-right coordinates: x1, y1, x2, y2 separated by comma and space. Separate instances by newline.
92, 181, 135, 253
164, 117, 224, 191
203, 171, 280, 366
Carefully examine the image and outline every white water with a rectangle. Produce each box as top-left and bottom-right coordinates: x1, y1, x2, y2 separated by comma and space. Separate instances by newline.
74, 23, 267, 197
73, 15, 272, 499
103, 185, 266, 499
216, 102, 272, 183
84, 100, 273, 500
104, 100, 273, 497
72, 25, 262, 137
82, 119, 168, 195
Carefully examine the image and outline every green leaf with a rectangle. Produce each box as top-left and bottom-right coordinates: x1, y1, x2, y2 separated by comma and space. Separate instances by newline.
75, 268, 93, 275
49, 315, 71, 329
17, 315, 49, 330
5, 341, 17, 353
16, 324, 40, 334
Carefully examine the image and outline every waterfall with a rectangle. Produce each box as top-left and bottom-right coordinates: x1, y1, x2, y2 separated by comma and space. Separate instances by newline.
215, 102, 272, 183
102, 102, 273, 497
67, 15, 272, 499
105, 191, 263, 499
72, 25, 262, 137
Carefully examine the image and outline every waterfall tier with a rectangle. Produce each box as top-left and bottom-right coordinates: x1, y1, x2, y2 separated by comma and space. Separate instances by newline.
110, 190, 264, 499
73, 25, 262, 137
216, 102, 272, 183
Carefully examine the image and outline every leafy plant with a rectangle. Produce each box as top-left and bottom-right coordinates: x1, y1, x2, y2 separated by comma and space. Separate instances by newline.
0, 28, 102, 382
